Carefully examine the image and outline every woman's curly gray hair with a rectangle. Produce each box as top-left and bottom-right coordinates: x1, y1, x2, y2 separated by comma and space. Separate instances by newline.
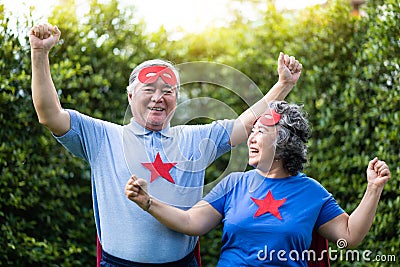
270, 101, 310, 175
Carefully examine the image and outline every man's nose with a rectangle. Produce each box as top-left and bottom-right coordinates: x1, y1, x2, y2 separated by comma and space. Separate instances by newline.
151, 89, 164, 102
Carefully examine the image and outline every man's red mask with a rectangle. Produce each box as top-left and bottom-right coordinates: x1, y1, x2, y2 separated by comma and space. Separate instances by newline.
259, 109, 281, 126
138, 66, 178, 86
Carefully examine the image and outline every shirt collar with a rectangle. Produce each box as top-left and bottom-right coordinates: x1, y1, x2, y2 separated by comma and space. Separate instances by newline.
127, 117, 173, 138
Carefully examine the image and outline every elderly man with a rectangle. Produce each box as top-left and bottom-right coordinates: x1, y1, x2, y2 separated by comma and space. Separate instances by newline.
29, 23, 302, 266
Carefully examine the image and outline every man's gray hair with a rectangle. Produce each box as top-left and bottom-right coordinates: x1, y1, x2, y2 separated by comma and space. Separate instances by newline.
126, 59, 180, 95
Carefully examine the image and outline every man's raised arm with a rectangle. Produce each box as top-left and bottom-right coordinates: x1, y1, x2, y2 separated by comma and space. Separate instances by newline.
30, 23, 70, 136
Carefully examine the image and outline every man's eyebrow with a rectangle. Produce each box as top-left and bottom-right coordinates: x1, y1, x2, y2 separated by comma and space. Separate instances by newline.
140, 83, 175, 89
140, 83, 156, 87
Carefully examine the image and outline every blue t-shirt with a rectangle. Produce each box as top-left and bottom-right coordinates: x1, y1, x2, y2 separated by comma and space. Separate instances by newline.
204, 169, 344, 266
55, 109, 234, 263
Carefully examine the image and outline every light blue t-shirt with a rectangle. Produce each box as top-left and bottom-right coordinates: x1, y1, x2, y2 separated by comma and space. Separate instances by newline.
55, 109, 234, 263
204, 170, 344, 266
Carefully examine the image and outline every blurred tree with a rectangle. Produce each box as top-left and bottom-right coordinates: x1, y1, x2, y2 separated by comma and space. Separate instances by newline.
1, 0, 151, 265
1, 0, 398, 266
162, 0, 399, 266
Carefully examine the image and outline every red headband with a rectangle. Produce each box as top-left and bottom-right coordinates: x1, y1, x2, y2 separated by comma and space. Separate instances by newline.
259, 109, 281, 126
138, 65, 178, 86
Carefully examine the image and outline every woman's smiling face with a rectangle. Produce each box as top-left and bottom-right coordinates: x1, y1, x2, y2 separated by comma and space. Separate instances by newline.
247, 121, 278, 172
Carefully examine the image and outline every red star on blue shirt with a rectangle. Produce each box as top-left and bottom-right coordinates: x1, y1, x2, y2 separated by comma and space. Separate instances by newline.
141, 152, 177, 184
251, 190, 287, 220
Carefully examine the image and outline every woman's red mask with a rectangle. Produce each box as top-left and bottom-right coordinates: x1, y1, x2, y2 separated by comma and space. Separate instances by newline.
137, 66, 178, 86
259, 109, 281, 126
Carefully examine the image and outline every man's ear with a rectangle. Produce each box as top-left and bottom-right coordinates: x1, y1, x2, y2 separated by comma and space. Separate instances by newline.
127, 92, 133, 104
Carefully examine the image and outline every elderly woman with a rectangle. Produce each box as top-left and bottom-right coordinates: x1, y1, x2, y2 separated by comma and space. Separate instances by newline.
125, 101, 391, 266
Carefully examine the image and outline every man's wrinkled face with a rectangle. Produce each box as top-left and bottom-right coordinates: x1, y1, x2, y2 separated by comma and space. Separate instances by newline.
128, 66, 178, 131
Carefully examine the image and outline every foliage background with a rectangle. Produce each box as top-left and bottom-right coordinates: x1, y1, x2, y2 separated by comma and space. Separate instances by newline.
0, 0, 398, 266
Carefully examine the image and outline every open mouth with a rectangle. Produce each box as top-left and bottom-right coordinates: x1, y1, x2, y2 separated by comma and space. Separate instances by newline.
249, 147, 259, 156
149, 107, 165, 112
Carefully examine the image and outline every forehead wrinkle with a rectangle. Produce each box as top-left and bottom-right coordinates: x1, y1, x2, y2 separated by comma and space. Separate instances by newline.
254, 121, 272, 129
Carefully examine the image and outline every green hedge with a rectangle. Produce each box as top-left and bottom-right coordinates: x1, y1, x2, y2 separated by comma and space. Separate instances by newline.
1, 0, 398, 266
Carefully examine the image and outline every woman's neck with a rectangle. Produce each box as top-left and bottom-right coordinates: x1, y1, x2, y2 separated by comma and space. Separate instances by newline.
256, 160, 291, 178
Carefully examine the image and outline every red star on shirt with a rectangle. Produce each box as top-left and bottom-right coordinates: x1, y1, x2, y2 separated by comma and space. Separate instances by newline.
251, 190, 287, 220
141, 152, 177, 184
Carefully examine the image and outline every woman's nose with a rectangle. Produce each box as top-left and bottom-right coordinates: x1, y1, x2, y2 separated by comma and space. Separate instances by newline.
248, 132, 256, 143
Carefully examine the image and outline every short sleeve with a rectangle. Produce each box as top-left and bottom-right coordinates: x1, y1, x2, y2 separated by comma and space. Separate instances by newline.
210, 119, 235, 159
203, 182, 228, 215
54, 109, 107, 163
315, 194, 345, 229
203, 172, 243, 216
